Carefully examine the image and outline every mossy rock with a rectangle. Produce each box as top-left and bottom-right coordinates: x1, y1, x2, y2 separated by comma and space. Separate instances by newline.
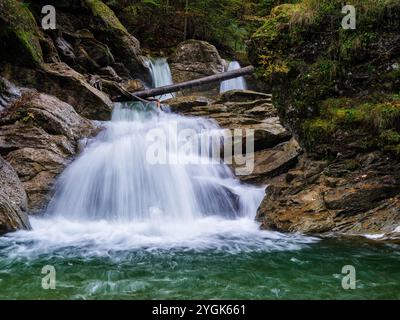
83, 0, 146, 77
0, 0, 43, 67
85, 0, 128, 33
249, 0, 400, 159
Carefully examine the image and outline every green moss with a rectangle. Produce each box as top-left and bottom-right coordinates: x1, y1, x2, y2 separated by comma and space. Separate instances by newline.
339, 32, 379, 61
0, 0, 43, 66
302, 118, 336, 150
379, 130, 400, 156
331, 108, 366, 125
368, 101, 400, 130
379, 129, 400, 145
321, 98, 354, 110
249, 0, 400, 159
320, 98, 400, 131
251, 3, 310, 81
85, 0, 128, 33
300, 96, 400, 155
344, 159, 362, 171
15, 29, 43, 65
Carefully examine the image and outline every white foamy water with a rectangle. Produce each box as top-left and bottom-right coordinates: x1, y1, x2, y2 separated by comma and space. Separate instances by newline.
145, 57, 175, 100
46, 102, 263, 221
220, 61, 247, 93
0, 102, 317, 258
1, 216, 318, 259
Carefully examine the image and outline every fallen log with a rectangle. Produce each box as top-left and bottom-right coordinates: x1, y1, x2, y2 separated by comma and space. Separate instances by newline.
112, 65, 255, 102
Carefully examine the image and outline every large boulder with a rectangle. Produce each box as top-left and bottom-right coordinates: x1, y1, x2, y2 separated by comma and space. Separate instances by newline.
1, 63, 114, 120
0, 0, 43, 67
82, 0, 147, 79
39, 63, 114, 120
169, 40, 225, 96
239, 138, 301, 183
0, 89, 95, 212
0, 156, 31, 235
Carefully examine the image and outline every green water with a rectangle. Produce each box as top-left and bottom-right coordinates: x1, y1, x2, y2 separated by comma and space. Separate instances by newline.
0, 236, 399, 299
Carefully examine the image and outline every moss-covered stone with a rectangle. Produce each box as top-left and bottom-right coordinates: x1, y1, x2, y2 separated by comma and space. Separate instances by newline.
0, 0, 43, 67
83, 0, 146, 77
249, 0, 400, 159
85, 0, 127, 33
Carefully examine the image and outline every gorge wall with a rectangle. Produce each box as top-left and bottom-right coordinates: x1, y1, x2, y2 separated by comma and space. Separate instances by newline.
249, 0, 400, 238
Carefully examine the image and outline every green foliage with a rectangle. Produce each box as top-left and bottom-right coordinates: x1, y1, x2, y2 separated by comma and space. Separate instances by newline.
250, 0, 400, 158
303, 97, 400, 155
112, 0, 279, 55
302, 118, 336, 150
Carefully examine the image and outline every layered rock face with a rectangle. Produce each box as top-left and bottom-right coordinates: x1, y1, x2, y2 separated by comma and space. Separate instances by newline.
249, 0, 400, 238
0, 156, 31, 235
0, 0, 150, 233
257, 154, 400, 238
166, 90, 300, 184
0, 0, 149, 121
0, 87, 95, 213
167, 84, 400, 238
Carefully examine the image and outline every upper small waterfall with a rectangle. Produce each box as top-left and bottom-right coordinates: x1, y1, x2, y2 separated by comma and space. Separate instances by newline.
220, 61, 248, 93
145, 57, 175, 100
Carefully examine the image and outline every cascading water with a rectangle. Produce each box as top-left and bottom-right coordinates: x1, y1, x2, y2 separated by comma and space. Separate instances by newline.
46, 102, 262, 222
0, 101, 315, 254
0, 66, 329, 300
145, 57, 175, 100
220, 61, 248, 93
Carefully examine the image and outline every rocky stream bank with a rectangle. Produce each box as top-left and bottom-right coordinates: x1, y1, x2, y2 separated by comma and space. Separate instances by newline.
0, 0, 398, 240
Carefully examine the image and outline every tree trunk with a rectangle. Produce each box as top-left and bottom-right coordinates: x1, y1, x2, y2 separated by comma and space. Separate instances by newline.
112, 66, 255, 102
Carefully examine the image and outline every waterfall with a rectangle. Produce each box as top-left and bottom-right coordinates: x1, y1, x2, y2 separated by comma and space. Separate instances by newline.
1, 65, 298, 255
45, 102, 264, 223
145, 57, 175, 101
220, 61, 248, 93
1, 101, 316, 255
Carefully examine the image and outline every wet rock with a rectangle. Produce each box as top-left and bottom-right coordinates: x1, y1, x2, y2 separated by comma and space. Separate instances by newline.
0, 90, 95, 212
324, 177, 400, 215
55, 37, 76, 62
166, 94, 291, 153
256, 153, 400, 238
38, 63, 113, 120
99, 66, 122, 81
77, 37, 115, 69
239, 138, 301, 183
40, 35, 61, 63
170, 40, 225, 96
334, 195, 400, 239
83, 0, 147, 79
1, 63, 114, 120
217, 90, 272, 103
0, 156, 30, 235
122, 79, 145, 92
56, 32, 116, 74
165, 96, 214, 112
1, 90, 94, 140
193, 180, 241, 217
